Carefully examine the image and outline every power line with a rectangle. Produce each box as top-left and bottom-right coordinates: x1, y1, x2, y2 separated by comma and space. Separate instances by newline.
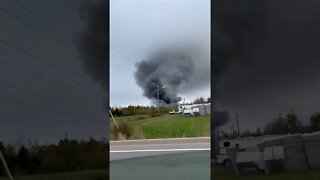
0, 79, 103, 116
0, 7, 106, 67
110, 63, 125, 73
0, 58, 98, 95
63, 0, 78, 13
110, 87, 136, 96
0, 39, 87, 81
0, 49, 99, 92
110, 45, 132, 63
110, 47, 132, 67
0, 8, 74, 49
0, 4, 108, 86
0, 96, 103, 123
0, 7, 108, 87
12, 0, 76, 44
110, 57, 125, 68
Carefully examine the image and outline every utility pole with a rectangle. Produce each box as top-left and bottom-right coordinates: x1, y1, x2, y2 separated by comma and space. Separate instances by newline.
109, 108, 119, 129
157, 85, 160, 115
236, 113, 240, 137
0, 150, 14, 180
216, 126, 220, 151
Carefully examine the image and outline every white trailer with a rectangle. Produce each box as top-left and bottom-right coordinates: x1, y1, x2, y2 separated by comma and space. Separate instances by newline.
178, 103, 210, 116
216, 135, 286, 171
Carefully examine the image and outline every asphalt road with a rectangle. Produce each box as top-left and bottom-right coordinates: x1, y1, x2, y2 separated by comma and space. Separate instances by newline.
110, 137, 210, 161
110, 137, 211, 180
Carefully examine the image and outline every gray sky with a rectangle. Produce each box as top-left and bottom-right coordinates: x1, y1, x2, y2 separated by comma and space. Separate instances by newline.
110, 0, 211, 107
214, 0, 320, 133
0, 0, 107, 145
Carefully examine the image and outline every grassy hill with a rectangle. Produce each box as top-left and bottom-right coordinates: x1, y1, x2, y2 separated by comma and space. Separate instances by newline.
112, 114, 210, 139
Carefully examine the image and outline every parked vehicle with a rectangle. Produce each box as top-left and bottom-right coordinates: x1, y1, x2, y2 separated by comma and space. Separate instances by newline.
169, 110, 177, 114
216, 136, 285, 171
178, 103, 210, 116
182, 105, 194, 116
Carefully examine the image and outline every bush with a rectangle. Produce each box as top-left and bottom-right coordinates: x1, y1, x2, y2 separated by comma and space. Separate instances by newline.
137, 116, 146, 120
110, 121, 144, 141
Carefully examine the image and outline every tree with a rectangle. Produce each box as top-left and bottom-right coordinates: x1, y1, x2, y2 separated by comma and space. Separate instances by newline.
264, 112, 303, 135
0, 142, 5, 176
207, 97, 211, 103
256, 127, 262, 136
241, 128, 252, 137
193, 97, 206, 104
286, 112, 302, 133
264, 115, 287, 135
18, 145, 29, 174
310, 113, 320, 132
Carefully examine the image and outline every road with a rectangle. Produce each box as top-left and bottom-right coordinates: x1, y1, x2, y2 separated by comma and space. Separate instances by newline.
110, 137, 210, 161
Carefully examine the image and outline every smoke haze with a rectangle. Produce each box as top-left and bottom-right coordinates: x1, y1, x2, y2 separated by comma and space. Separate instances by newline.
78, 0, 108, 95
214, 0, 320, 130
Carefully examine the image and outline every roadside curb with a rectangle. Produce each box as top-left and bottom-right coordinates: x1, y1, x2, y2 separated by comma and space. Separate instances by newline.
110, 137, 211, 145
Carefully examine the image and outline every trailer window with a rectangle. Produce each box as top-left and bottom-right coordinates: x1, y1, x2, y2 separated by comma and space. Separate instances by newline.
223, 142, 230, 147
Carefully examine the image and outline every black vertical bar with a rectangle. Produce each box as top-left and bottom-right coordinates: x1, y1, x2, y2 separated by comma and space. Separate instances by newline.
106, 0, 110, 179
211, 0, 215, 179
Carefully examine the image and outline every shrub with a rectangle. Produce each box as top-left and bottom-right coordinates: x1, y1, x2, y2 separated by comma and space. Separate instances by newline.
110, 121, 144, 140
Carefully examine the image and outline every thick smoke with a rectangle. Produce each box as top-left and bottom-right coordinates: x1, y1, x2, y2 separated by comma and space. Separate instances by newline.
78, 0, 108, 93
213, 0, 268, 87
214, 0, 320, 101
212, 0, 268, 128
212, 110, 230, 129
213, 0, 320, 130
135, 49, 194, 105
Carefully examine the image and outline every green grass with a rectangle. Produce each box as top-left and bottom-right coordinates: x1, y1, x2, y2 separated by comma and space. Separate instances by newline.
212, 167, 320, 180
113, 114, 210, 139
0, 169, 107, 180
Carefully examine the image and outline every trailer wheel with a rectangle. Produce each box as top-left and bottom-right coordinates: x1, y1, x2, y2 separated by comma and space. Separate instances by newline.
223, 159, 229, 168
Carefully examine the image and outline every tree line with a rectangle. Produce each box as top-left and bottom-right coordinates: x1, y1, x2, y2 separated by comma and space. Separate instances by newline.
110, 97, 211, 117
110, 105, 175, 117
0, 137, 108, 177
219, 112, 320, 139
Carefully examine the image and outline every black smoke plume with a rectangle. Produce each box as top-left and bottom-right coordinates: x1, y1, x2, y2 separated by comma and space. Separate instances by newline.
135, 49, 194, 105
78, 0, 108, 93
213, 0, 268, 93
212, 110, 230, 129
213, 0, 320, 130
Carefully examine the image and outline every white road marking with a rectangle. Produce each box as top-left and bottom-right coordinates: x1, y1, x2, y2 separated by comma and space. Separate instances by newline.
110, 148, 210, 153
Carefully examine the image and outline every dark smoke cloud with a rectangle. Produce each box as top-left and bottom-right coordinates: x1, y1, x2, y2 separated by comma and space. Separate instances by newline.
213, 0, 268, 88
214, 0, 320, 129
78, 0, 108, 93
135, 48, 194, 104
212, 110, 230, 129
214, 0, 320, 101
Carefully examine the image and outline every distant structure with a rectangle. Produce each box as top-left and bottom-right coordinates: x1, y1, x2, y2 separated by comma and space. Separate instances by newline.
177, 103, 211, 116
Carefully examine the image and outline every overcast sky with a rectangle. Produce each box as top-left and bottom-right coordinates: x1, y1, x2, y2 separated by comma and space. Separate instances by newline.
214, 0, 320, 133
110, 0, 210, 107
4, 0, 319, 145
0, 0, 107, 145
